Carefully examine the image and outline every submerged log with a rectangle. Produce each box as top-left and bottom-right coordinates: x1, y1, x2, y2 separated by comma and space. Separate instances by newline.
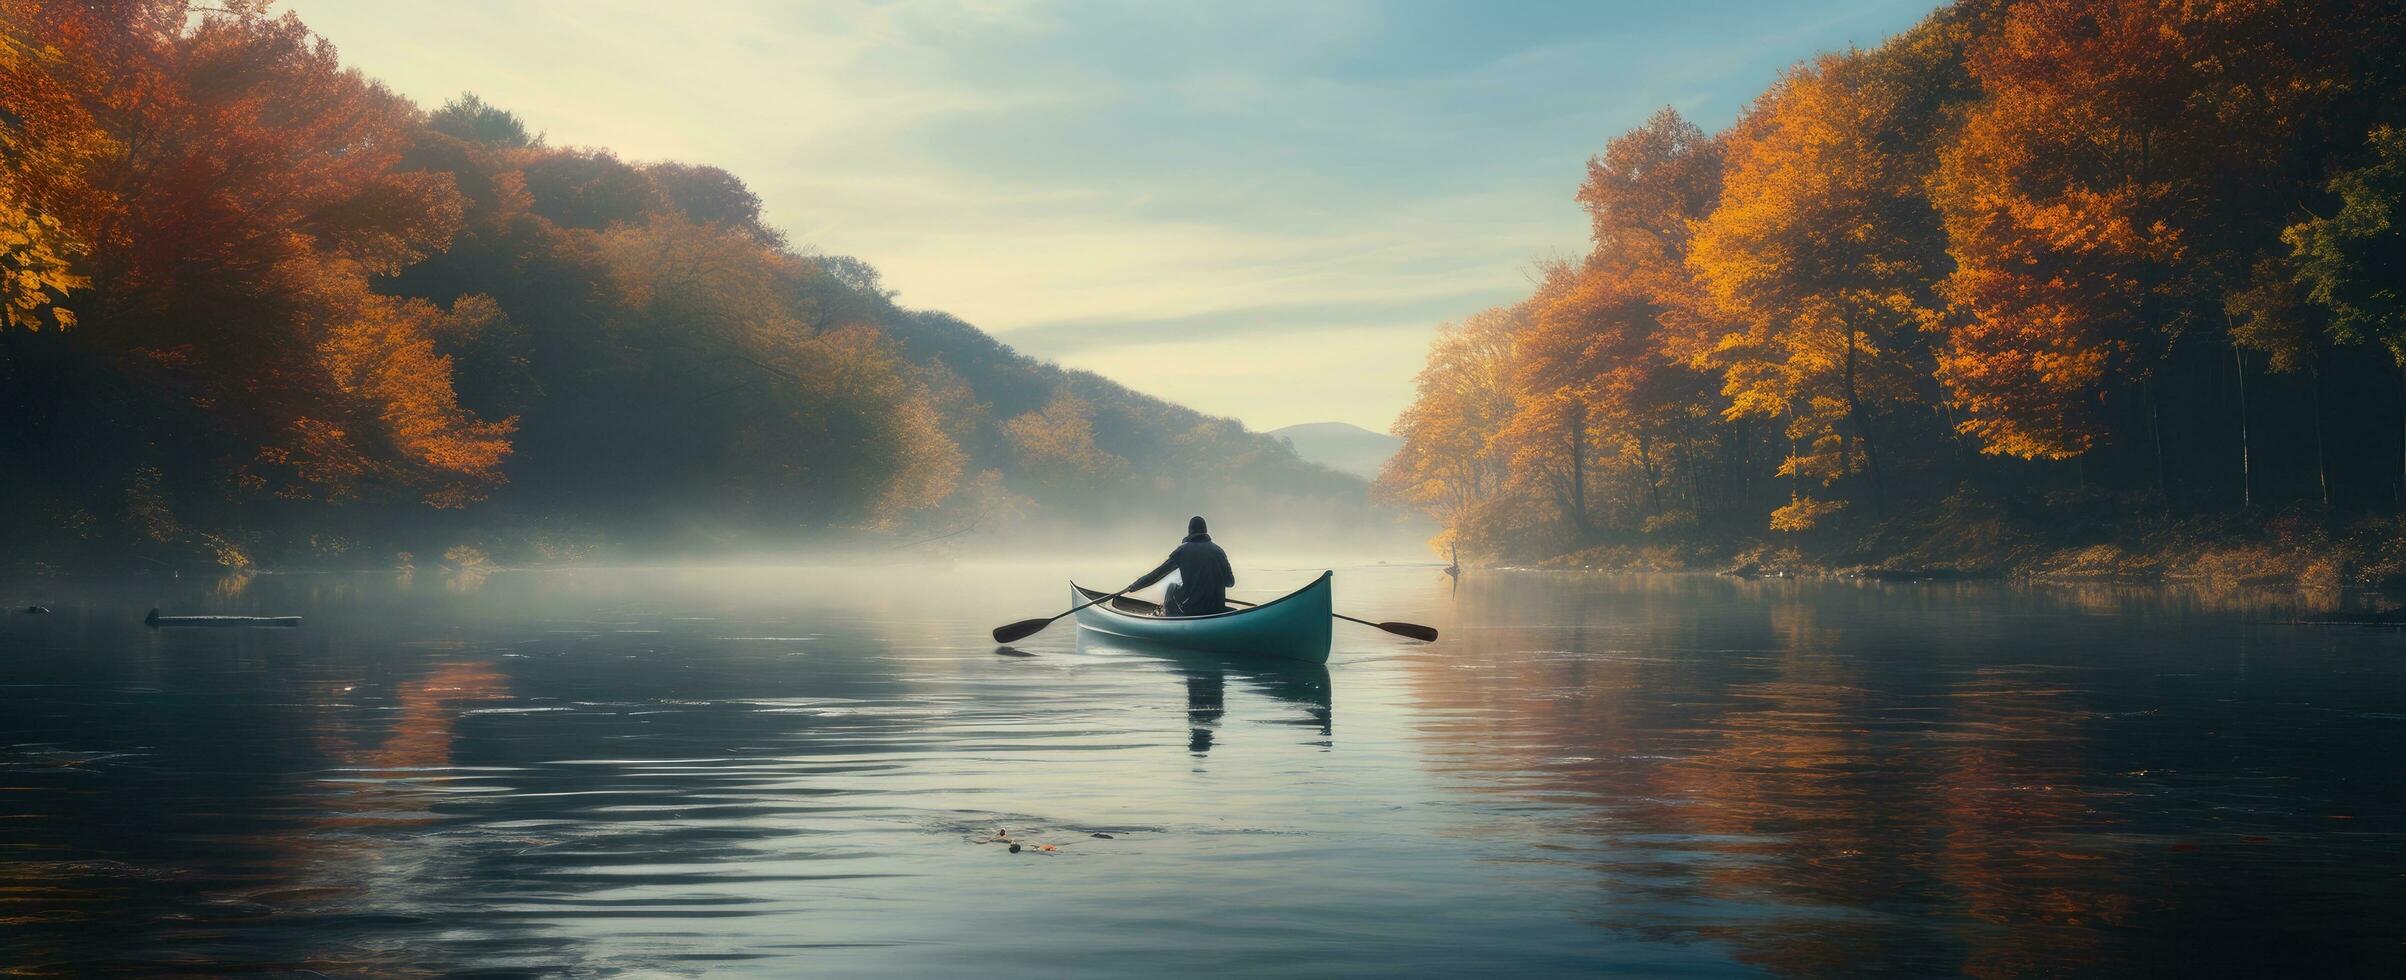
144, 608, 301, 628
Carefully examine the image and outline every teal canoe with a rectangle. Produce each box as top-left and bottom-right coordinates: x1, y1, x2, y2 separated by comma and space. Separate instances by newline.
1071, 571, 1334, 664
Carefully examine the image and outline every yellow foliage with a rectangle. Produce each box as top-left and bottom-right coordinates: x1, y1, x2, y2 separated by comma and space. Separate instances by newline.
1691, 43, 1951, 489
293, 258, 516, 491
0, 181, 86, 331
199, 533, 252, 569
1378, 305, 1519, 521
871, 395, 967, 523
1769, 496, 1846, 532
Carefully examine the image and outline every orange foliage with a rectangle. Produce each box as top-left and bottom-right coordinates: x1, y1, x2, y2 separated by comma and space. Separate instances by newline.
293, 261, 515, 500
1931, 0, 2348, 459
7, 0, 507, 508
1386, 0, 2406, 553
1692, 12, 1978, 509
0, 0, 109, 330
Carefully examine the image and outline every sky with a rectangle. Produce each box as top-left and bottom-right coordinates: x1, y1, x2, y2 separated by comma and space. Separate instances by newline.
284, 0, 1945, 434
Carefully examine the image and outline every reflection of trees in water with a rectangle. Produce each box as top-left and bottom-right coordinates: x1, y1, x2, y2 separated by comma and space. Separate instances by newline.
0, 574, 939, 974
1927, 669, 2124, 979
2030, 578, 2344, 618
211, 568, 256, 598
0, 621, 544, 972
1397, 573, 2158, 977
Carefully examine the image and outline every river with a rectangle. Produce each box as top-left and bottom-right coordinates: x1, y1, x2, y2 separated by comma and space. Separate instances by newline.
3, 563, 2402, 975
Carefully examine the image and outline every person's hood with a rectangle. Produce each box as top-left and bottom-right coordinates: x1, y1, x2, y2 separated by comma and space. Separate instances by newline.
1182, 533, 1212, 544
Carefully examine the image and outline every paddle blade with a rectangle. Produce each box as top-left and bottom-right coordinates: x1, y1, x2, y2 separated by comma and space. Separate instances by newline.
1378, 622, 1439, 642
991, 618, 1055, 644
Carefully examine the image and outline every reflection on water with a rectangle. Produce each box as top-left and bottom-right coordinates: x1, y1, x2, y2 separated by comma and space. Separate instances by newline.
1414, 573, 2406, 977
1, 566, 2403, 975
1078, 633, 1331, 756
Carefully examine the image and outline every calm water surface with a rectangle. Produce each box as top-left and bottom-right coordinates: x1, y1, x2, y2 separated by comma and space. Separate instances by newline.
3, 563, 2404, 976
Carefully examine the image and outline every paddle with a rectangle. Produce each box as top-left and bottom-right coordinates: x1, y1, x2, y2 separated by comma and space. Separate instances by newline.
992, 587, 1134, 644
1225, 598, 1438, 642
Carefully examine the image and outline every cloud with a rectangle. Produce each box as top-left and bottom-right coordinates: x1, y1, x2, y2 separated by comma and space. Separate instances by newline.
998, 287, 1526, 355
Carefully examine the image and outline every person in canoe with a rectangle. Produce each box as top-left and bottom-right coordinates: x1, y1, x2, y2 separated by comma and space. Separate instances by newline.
1123, 516, 1236, 616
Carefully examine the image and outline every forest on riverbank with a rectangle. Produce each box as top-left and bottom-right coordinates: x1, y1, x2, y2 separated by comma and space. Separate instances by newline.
1378, 0, 2406, 589
0, 0, 1382, 569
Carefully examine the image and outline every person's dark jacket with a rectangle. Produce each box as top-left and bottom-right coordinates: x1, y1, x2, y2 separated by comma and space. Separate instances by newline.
1128, 533, 1236, 616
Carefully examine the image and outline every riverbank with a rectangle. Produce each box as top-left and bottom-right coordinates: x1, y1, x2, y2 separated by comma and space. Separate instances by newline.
1500, 494, 2406, 603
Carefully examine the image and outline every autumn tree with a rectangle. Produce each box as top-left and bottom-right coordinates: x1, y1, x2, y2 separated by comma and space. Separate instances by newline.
1503, 262, 1702, 532
1380, 305, 1518, 542
428, 92, 540, 149
1494, 266, 1606, 536
0, 180, 83, 331
1574, 108, 1730, 524
0, 0, 102, 331
648, 161, 784, 247
520, 148, 668, 231
0, 1, 509, 534
2281, 126, 2406, 502
1000, 391, 1127, 500
1932, 0, 2361, 508
1692, 5, 1989, 527
1578, 107, 1723, 343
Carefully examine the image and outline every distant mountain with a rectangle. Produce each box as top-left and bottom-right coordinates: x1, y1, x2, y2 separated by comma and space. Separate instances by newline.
1269, 422, 1401, 480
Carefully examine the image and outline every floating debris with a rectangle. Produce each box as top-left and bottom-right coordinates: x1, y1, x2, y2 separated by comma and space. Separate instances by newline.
1089, 833, 1114, 839
965, 822, 1087, 854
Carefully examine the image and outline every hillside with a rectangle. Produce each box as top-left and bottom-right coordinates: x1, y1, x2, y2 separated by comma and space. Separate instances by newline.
1269, 422, 1402, 481
0, 5, 1378, 567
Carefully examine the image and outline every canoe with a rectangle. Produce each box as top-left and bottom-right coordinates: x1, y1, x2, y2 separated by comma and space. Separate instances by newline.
1071, 571, 1333, 664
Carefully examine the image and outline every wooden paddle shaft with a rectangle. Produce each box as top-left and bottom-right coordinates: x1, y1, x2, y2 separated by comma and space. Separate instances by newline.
1224, 597, 1432, 637
992, 586, 1134, 643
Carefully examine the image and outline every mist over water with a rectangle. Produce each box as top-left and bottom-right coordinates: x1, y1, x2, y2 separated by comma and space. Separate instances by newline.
3, 565, 2404, 975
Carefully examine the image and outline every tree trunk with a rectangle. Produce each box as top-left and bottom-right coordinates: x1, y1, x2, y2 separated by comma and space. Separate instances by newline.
1841, 323, 1886, 516
1636, 432, 1663, 518
2234, 345, 2253, 512
2144, 377, 2170, 512
1941, 401, 1974, 485
1673, 419, 1703, 519
1566, 401, 1589, 537
1729, 415, 1749, 518
1787, 404, 1802, 505
2312, 358, 2330, 511
1861, 423, 1887, 516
